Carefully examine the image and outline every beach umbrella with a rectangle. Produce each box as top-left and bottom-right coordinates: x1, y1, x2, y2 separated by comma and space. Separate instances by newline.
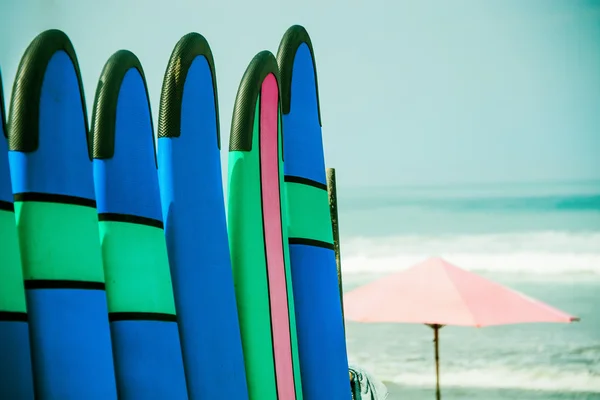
343, 257, 579, 400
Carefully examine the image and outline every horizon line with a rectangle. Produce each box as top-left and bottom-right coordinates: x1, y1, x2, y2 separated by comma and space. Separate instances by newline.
336, 177, 600, 191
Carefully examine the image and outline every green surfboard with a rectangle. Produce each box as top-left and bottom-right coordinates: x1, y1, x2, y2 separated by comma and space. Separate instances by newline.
227, 50, 303, 400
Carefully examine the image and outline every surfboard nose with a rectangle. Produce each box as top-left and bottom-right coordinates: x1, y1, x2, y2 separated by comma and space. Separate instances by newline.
278, 25, 326, 186
8, 29, 94, 200
92, 50, 161, 221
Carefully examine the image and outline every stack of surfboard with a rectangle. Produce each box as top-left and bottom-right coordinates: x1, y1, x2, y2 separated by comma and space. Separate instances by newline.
0, 25, 350, 400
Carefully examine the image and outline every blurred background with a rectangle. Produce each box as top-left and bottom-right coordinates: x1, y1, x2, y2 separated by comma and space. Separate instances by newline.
1, 1, 599, 398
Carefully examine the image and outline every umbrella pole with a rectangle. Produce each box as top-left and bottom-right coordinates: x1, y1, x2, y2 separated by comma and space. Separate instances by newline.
431, 324, 441, 400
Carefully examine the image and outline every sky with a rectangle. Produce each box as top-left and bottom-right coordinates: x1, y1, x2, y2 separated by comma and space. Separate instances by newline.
0, 0, 599, 189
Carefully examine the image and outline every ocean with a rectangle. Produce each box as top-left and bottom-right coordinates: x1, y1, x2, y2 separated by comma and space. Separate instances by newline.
338, 180, 600, 399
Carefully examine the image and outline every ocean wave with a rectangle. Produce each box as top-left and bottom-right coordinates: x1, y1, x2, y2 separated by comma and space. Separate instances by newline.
348, 350, 600, 392
339, 231, 600, 277
386, 367, 600, 392
342, 253, 600, 277
341, 191, 600, 213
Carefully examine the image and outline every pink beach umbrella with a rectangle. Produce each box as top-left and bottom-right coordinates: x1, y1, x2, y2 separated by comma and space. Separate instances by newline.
343, 257, 579, 400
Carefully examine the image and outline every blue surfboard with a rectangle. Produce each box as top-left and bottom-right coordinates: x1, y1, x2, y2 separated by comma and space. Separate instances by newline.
277, 25, 351, 399
92, 50, 188, 399
0, 69, 35, 399
7, 29, 118, 399
157, 32, 248, 400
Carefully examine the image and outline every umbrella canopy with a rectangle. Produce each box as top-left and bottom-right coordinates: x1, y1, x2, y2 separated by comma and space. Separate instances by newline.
344, 257, 578, 327
343, 257, 579, 400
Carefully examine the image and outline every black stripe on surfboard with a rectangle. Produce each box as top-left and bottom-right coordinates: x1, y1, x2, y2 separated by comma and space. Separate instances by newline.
0, 311, 28, 322
13, 192, 96, 208
288, 237, 334, 250
109, 312, 177, 323
0, 200, 14, 212
24, 280, 105, 290
284, 175, 327, 191
97, 213, 164, 229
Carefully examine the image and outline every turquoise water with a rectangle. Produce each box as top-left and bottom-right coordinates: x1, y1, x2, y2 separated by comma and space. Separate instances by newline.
338, 180, 600, 399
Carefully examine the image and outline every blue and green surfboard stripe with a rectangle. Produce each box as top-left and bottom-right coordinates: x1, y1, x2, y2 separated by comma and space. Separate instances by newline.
277, 25, 352, 399
91, 49, 187, 399
157, 32, 248, 400
7, 29, 118, 399
228, 50, 303, 400
0, 68, 35, 399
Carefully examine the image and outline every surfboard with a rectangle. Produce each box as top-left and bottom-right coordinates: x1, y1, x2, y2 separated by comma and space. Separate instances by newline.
157, 33, 248, 400
227, 50, 303, 400
7, 29, 117, 399
277, 25, 351, 399
0, 69, 35, 399
91, 50, 187, 399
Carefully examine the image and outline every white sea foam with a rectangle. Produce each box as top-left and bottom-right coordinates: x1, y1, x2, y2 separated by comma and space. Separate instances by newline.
387, 367, 600, 393
349, 355, 600, 392
340, 231, 600, 278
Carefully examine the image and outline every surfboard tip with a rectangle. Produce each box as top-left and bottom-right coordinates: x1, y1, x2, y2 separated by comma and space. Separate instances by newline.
276, 25, 322, 127
8, 29, 89, 156
229, 50, 279, 153
158, 32, 220, 149
91, 49, 154, 164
